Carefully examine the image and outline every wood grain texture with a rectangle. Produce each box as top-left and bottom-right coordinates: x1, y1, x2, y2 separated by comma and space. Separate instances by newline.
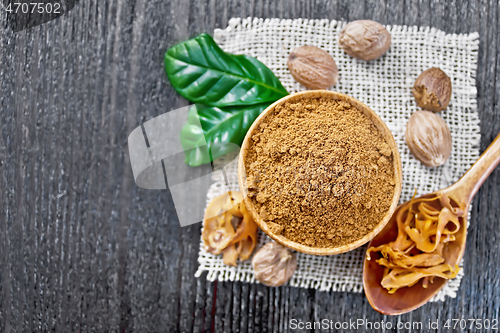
1, 0, 499, 332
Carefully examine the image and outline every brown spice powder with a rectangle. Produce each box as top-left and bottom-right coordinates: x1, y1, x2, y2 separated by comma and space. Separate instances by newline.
244, 97, 396, 248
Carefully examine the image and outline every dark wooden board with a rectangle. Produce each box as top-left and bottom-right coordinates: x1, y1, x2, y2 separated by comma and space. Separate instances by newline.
1, 0, 499, 332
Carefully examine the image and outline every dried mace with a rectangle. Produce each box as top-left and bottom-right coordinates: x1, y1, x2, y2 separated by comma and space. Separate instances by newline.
202, 191, 258, 266
412, 67, 452, 112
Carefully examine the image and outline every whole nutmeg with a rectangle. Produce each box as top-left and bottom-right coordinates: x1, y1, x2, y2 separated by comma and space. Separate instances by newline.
287, 45, 338, 89
412, 67, 452, 112
252, 242, 297, 287
405, 110, 452, 167
339, 20, 391, 61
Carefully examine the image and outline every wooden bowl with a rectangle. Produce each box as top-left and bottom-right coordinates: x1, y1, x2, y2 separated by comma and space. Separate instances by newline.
238, 90, 402, 255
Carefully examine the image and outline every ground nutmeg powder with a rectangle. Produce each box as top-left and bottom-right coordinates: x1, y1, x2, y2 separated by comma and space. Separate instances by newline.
244, 97, 396, 248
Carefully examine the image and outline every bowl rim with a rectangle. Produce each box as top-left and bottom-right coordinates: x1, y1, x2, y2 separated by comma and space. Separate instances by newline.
237, 90, 403, 256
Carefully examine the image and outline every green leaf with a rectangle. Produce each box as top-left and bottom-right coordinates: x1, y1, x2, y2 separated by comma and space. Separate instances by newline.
181, 103, 270, 167
165, 33, 288, 107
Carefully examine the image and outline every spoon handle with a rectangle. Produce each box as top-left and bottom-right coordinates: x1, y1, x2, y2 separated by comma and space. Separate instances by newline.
448, 132, 500, 206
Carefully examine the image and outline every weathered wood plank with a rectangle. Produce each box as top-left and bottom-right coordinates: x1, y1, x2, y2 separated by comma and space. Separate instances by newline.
310, 0, 338, 20
403, 0, 419, 27
1, 0, 500, 332
366, 0, 387, 24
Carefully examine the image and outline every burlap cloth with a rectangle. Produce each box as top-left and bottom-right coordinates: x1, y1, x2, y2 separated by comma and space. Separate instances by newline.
195, 18, 480, 301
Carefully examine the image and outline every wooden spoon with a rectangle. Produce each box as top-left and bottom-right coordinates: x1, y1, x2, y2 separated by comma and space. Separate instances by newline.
363, 133, 500, 315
